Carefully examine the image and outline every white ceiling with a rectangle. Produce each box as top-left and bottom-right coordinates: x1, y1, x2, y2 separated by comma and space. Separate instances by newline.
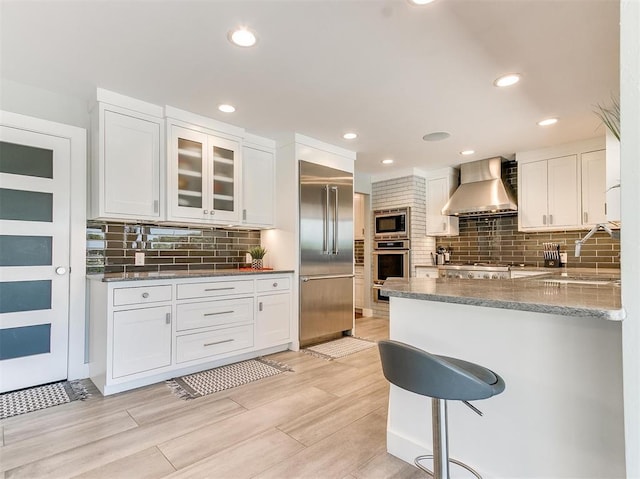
0, 0, 619, 176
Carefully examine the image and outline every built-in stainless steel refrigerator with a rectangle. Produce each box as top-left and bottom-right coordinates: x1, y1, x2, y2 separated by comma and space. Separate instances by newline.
299, 160, 354, 346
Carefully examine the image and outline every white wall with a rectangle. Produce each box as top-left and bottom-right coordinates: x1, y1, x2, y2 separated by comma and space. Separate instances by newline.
0, 79, 89, 129
620, 1, 640, 477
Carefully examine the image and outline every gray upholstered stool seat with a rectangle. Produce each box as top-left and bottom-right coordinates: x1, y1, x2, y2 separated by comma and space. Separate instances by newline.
378, 340, 505, 479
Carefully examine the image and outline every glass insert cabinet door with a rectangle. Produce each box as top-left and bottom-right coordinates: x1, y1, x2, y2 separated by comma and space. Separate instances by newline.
207, 136, 240, 222
172, 126, 206, 220
0, 125, 71, 393
170, 125, 240, 223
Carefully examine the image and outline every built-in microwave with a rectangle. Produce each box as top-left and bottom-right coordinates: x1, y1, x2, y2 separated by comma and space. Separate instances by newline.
374, 207, 410, 239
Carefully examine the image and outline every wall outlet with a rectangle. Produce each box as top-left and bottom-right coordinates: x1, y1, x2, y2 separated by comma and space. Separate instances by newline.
560, 252, 568, 265
135, 252, 145, 266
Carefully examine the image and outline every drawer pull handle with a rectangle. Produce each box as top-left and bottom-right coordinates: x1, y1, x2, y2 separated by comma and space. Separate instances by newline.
204, 287, 235, 292
204, 339, 234, 347
204, 310, 234, 316
142, 292, 150, 298
272, 282, 278, 287
166, 313, 171, 325
259, 302, 263, 312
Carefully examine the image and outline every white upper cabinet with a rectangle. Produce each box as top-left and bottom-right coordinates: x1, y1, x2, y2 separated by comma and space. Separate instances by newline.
517, 137, 606, 232
425, 168, 459, 236
167, 122, 241, 224
89, 90, 164, 221
354, 193, 366, 239
242, 136, 275, 227
581, 149, 606, 226
519, 154, 580, 229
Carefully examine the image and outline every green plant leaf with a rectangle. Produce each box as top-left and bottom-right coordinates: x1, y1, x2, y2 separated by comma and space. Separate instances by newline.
594, 96, 620, 141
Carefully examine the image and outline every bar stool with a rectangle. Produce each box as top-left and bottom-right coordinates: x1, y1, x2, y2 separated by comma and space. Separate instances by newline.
378, 340, 505, 479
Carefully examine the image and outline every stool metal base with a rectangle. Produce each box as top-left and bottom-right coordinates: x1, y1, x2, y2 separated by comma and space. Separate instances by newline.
424, 398, 483, 479
415, 455, 482, 479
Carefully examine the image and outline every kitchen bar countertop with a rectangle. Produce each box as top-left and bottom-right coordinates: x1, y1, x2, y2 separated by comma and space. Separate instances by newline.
88, 269, 295, 283
381, 271, 624, 320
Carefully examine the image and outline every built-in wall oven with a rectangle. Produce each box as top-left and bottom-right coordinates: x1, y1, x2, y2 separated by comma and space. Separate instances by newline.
373, 239, 410, 303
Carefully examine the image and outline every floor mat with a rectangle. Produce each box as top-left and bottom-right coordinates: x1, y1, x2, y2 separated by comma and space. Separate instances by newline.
166, 357, 293, 400
303, 336, 377, 360
1, 380, 89, 419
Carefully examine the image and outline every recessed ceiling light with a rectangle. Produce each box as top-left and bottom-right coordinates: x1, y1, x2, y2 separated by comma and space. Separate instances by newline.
228, 27, 257, 47
537, 118, 558, 126
494, 73, 521, 87
381, 159, 394, 165
408, 0, 436, 4
218, 104, 236, 113
460, 150, 475, 156
422, 131, 451, 142
343, 132, 358, 140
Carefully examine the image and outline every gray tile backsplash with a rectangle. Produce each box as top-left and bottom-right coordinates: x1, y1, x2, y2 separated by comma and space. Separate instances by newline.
87, 221, 261, 274
435, 215, 620, 268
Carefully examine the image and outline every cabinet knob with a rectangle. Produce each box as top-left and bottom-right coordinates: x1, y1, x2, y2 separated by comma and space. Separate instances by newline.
210, 211, 215, 215
273, 282, 278, 287
142, 292, 150, 298
203, 210, 209, 214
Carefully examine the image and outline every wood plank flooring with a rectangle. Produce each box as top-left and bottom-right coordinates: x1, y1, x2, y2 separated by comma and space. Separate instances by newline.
0, 317, 426, 478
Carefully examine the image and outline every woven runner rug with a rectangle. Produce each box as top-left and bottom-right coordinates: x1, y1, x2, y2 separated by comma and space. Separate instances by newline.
1, 380, 89, 420
167, 357, 293, 400
303, 336, 377, 360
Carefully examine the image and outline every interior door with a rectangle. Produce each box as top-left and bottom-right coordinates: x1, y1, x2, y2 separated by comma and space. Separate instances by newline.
0, 126, 70, 392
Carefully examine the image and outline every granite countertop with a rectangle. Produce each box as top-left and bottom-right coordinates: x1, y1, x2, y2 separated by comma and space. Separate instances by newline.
88, 268, 295, 283
381, 271, 624, 321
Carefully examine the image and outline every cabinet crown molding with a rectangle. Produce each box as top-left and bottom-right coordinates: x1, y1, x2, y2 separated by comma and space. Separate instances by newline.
96, 88, 163, 118
516, 136, 605, 164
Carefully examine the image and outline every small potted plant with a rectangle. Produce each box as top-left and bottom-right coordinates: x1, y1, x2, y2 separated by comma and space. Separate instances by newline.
248, 246, 267, 270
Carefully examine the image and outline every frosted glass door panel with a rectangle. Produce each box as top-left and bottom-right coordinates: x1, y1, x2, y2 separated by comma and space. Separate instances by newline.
0, 141, 53, 178
0, 188, 52, 222
212, 145, 234, 212
0, 235, 52, 266
178, 138, 203, 209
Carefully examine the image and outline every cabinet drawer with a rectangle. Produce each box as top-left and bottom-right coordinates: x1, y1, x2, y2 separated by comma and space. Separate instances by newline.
177, 279, 254, 300
176, 325, 253, 363
113, 285, 172, 306
176, 297, 253, 332
256, 277, 290, 293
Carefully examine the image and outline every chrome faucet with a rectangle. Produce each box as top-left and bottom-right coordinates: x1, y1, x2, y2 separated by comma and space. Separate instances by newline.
574, 223, 620, 257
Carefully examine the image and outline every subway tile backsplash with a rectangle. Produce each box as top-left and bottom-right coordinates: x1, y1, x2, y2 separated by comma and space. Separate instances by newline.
87, 221, 261, 274
435, 212, 620, 269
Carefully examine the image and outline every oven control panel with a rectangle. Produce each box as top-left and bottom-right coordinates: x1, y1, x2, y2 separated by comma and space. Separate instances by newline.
440, 270, 510, 280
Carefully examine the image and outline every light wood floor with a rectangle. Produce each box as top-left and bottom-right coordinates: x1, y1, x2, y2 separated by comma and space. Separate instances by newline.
0, 317, 426, 479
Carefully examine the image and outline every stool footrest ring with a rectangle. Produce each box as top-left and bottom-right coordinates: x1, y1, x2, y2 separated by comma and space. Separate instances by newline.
415, 454, 482, 479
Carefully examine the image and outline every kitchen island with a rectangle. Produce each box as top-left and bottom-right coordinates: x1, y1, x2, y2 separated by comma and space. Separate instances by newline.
381, 274, 625, 478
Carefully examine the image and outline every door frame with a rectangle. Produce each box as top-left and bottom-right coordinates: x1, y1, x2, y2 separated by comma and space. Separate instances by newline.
0, 110, 87, 380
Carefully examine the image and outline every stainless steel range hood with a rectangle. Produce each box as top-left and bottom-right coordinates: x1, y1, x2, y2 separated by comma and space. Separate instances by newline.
442, 157, 517, 216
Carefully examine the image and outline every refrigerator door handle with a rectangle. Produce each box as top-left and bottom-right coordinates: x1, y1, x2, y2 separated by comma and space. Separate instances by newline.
323, 185, 330, 255
332, 186, 339, 255
300, 274, 355, 281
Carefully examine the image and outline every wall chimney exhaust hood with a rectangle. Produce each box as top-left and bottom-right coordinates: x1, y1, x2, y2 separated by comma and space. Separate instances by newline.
442, 157, 517, 217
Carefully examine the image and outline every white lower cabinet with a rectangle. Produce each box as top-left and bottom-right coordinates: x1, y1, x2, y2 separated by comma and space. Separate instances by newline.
354, 265, 364, 310
256, 292, 291, 349
89, 273, 293, 395
112, 306, 172, 378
